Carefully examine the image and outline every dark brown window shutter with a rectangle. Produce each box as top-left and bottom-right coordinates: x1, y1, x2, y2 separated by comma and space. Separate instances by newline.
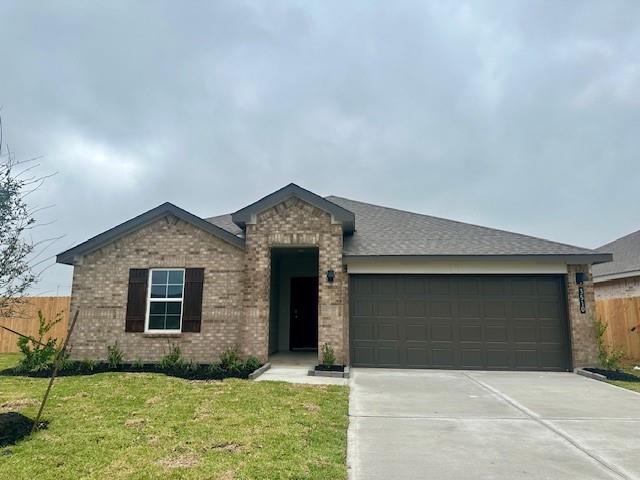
125, 268, 148, 332
182, 268, 204, 333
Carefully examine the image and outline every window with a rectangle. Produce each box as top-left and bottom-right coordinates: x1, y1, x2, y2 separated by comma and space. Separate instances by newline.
146, 269, 185, 332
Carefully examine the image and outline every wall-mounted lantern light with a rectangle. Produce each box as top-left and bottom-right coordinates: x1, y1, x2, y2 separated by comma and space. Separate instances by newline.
575, 272, 588, 285
326, 269, 335, 283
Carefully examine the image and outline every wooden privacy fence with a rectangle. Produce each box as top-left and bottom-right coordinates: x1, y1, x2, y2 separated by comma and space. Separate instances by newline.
0, 297, 71, 353
596, 296, 640, 361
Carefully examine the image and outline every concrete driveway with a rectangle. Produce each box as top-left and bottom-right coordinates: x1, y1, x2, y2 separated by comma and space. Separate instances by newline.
348, 369, 640, 480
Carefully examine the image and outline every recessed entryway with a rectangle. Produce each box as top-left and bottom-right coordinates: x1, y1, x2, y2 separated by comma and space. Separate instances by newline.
268, 247, 319, 356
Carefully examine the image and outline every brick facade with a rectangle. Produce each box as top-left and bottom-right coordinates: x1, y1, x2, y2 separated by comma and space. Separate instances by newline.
595, 276, 640, 300
566, 264, 599, 368
66, 200, 598, 369
241, 197, 347, 363
68, 215, 244, 362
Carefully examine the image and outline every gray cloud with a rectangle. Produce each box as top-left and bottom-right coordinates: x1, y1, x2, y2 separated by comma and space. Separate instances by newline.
1, 0, 638, 295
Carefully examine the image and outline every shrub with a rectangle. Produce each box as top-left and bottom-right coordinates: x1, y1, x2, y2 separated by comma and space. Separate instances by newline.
106, 342, 124, 369
594, 319, 625, 371
160, 344, 184, 370
81, 358, 97, 372
132, 358, 144, 369
207, 362, 225, 375
244, 356, 261, 372
219, 344, 242, 370
320, 343, 336, 366
15, 310, 63, 373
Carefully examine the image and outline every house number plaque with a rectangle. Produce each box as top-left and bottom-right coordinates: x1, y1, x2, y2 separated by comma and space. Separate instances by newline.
578, 286, 586, 314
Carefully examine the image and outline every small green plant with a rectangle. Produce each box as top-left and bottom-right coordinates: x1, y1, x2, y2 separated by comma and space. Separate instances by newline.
15, 310, 63, 373
106, 342, 124, 369
207, 362, 225, 377
219, 344, 242, 370
244, 356, 261, 372
321, 343, 336, 366
81, 358, 97, 372
183, 359, 199, 374
160, 344, 184, 370
132, 358, 144, 369
594, 319, 625, 371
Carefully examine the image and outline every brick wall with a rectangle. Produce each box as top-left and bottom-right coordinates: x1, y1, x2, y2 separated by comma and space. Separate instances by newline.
566, 264, 599, 368
595, 276, 640, 300
69, 215, 245, 363
242, 197, 346, 363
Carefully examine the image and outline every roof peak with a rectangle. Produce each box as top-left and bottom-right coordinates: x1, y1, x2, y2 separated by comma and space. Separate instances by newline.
232, 183, 355, 233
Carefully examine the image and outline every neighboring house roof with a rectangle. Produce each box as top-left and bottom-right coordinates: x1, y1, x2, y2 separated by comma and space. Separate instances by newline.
56, 202, 245, 265
231, 183, 355, 234
593, 228, 640, 280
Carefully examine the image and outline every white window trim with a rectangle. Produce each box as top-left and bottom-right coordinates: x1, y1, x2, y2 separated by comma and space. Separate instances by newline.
145, 268, 186, 334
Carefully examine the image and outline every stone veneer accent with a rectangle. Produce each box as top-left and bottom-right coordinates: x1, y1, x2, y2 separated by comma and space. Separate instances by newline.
595, 276, 640, 300
68, 215, 244, 362
566, 264, 599, 368
241, 197, 347, 364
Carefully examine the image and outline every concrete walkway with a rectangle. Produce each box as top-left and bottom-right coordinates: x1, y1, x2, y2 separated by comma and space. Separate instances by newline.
254, 352, 348, 385
348, 369, 640, 480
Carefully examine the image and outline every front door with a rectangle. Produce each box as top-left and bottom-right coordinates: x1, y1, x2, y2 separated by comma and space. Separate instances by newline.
290, 276, 319, 350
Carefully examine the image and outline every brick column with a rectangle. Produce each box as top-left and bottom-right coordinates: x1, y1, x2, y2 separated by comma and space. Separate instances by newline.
241, 224, 270, 361
317, 231, 346, 365
566, 264, 599, 368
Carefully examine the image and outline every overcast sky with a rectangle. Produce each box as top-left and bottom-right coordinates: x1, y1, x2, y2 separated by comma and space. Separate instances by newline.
1, 0, 639, 296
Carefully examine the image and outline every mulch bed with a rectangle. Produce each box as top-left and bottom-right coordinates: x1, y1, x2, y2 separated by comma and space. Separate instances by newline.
0, 362, 262, 381
0, 412, 48, 448
584, 367, 640, 382
313, 364, 345, 372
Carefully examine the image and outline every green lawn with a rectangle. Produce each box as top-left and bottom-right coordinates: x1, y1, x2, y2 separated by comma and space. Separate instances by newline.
0, 354, 349, 479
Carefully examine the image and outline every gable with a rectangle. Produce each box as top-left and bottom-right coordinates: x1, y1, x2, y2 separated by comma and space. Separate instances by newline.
231, 183, 355, 234
57, 203, 244, 265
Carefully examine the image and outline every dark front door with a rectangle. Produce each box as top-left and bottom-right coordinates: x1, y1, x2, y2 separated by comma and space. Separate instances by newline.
290, 276, 319, 350
350, 274, 571, 371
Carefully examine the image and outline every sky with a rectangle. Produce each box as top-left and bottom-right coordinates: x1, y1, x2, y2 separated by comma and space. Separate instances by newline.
1, 0, 639, 296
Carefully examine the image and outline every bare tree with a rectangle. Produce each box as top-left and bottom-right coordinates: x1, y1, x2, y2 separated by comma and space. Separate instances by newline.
0, 115, 55, 318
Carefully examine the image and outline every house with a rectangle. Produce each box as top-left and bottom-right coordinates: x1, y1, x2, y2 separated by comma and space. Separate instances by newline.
593, 229, 640, 300
56, 183, 611, 371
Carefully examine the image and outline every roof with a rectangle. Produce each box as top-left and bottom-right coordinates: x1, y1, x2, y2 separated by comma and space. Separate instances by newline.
56, 202, 244, 265
593, 228, 640, 279
57, 186, 611, 266
326, 196, 610, 262
231, 183, 355, 234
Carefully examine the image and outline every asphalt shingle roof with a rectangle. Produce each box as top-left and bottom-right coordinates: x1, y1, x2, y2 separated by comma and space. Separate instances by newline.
207, 195, 604, 259
206, 213, 243, 237
593, 229, 640, 278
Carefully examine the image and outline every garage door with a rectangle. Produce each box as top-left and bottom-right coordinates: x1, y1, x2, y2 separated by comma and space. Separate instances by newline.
349, 275, 570, 371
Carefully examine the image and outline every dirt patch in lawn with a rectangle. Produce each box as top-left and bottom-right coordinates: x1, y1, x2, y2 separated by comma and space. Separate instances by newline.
156, 454, 200, 469
209, 442, 245, 452
0, 399, 38, 411
303, 403, 320, 413
124, 418, 147, 428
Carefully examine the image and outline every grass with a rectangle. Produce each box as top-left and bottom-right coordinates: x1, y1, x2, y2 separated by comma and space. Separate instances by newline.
608, 361, 640, 393
0, 353, 349, 479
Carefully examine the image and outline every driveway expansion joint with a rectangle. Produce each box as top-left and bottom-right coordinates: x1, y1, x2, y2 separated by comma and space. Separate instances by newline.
463, 373, 633, 480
